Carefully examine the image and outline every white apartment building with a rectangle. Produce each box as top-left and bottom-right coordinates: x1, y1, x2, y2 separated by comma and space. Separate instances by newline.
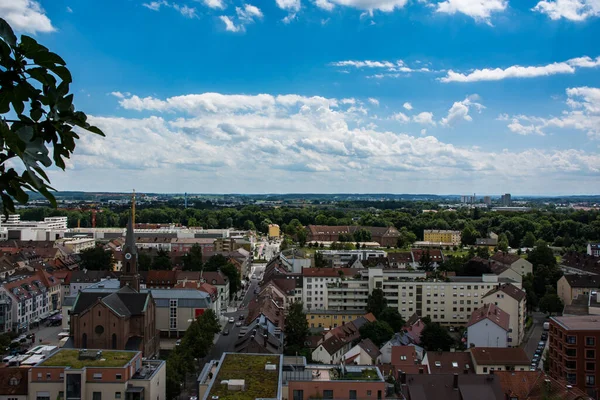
481, 283, 527, 345
1, 215, 68, 241
302, 267, 522, 327
60, 237, 96, 253
317, 250, 387, 267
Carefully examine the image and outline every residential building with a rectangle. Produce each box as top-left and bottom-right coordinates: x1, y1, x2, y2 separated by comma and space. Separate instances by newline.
399, 373, 504, 400
0, 367, 28, 400
307, 225, 400, 247
245, 290, 285, 335
501, 193, 512, 206
548, 315, 600, 399
423, 230, 461, 245
343, 338, 381, 365
69, 286, 160, 357
28, 349, 165, 400
59, 237, 96, 253
311, 314, 374, 364
199, 353, 282, 400
0, 292, 12, 333
301, 267, 358, 311
476, 238, 498, 251
495, 370, 592, 400
169, 237, 215, 255
469, 347, 530, 374
482, 283, 527, 346
1, 214, 67, 241
423, 351, 474, 375
317, 250, 387, 268
305, 310, 364, 329
558, 275, 600, 306
403, 313, 425, 345
461, 195, 476, 204
259, 278, 300, 310
268, 224, 280, 238
235, 320, 283, 354
484, 196, 492, 205
69, 270, 119, 294
380, 333, 424, 365
387, 345, 423, 374
467, 303, 510, 348
145, 270, 178, 289
588, 243, 600, 257
387, 252, 413, 269
490, 252, 533, 281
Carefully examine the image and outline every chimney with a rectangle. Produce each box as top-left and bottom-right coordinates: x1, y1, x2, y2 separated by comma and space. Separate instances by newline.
453, 373, 458, 390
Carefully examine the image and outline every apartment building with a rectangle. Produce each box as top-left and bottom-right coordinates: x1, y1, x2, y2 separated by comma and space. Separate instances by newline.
466, 303, 510, 348
490, 252, 533, 282
28, 349, 165, 400
317, 250, 387, 268
268, 224, 280, 238
423, 230, 461, 245
303, 266, 522, 327
548, 316, 600, 399
557, 275, 600, 306
305, 310, 365, 329
482, 283, 527, 346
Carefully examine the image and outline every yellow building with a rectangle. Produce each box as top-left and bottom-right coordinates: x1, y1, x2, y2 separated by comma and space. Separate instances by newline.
268, 224, 281, 238
423, 229, 461, 245
305, 310, 364, 329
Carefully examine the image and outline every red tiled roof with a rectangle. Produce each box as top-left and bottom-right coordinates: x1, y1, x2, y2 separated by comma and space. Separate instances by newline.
467, 303, 510, 331
483, 283, 527, 302
495, 371, 591, 400
427, 351, 473, 374
470, 347, 530, 365
302, 267, 357, 277
491, 252, 521, 266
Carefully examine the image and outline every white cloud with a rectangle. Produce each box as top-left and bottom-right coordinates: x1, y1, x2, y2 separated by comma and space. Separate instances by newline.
315, 0, 335, 10
64, 90, 600, 194
0, 0, 55, 34
203, 0, 226, 9
143, 1, 167, 11
143, 1, 197, 17
435, 0, 507, 23
440, 55, 600, 83
505, 87, 600, 139
413, 112, 436, 125
276, 0, 301, 11
219, 3, 263, 32
173, 4, 198, 18
420, 128, 427, 135
66, 6, 73, 13
110, 92, 125, 99
441, 94, 484, 126
403, 102, 413, 110
368, 98, 380, 106
330, 60, 397, 69
391, 112, 410, 122
282, 12, 298, 23
533, 0, 600, 21
317, 0, 408, 12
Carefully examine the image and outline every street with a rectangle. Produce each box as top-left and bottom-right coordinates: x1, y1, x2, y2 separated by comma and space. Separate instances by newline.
521, 312, 547, 360
23, 323, 65, 347
255, 238, 281, 261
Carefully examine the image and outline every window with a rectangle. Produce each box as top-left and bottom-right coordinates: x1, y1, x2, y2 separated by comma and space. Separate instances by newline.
46, 373, 51, 380
586, 375, 596, 386
115, 374, 122, 380
586, 362, 595, 371
349, 390, 357, 399
565, 360, 576, 369
586, 350, 595, 359
323, 390, 334, 399
566, 348, 576, 357
93, 393, 102, 400
566, 373, 577, 384
93, 373, 103, 380
170, 299, 178, 330
566, 335, 576, 344
367, 390, 372, 395
293, 390, 304, 400
115, 392, 122, 399
483, 367, 488, 373
586, 337, 596, 346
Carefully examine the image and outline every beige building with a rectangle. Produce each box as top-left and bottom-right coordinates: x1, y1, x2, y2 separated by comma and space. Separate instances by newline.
60, 237, 96, 254
482, 283, 527, 346
557, 274, 600, 306
28, 349, 165, 400
469, 347, 530, 374
303, 267, 522, 327
489, 252, 533, 283
268, 224, 280, 238
423, 230, 461, 245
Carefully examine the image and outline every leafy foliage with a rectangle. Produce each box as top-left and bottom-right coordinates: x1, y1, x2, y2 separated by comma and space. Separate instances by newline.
151, 249, 172, 270
420, 321, 454, 351
284, 300, 309, 355
182, 243, 204, 271
539, 293, 564, 315
79, 246, 113, 271
366, 288, 387, 319
418, 249, 434, 272
378, 307, 405, 332
0, 18, 104, 215
358, 320, 394, 347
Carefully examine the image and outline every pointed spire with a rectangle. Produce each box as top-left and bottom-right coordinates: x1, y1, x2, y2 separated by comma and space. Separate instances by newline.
125, 215, 136, 253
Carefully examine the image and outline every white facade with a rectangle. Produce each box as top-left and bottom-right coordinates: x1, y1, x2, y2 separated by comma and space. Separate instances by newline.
482, 288, 526, 346
467, 319, 508, 348
317, 250, 387, 267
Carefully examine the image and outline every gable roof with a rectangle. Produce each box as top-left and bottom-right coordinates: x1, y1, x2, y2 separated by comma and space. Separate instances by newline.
483, 283, 526, 302
495, 371, 591, 400
146, 270, 178, 285
71, 287, 150, 317
358, 338, 381, 358
388, 252, 413, 264
491, 252, 521, 266
470, 347, 530, 365
0, 367, 28, 396
467, 303, 510, 331
562, 274, 600, 288
70, 269, 117, 284
426, 351, 474, 374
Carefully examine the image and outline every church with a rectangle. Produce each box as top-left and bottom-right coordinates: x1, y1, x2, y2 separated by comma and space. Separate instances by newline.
69, 211, 160, 357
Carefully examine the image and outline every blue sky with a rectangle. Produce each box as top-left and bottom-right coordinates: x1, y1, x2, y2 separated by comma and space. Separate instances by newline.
3, 0, 600, 195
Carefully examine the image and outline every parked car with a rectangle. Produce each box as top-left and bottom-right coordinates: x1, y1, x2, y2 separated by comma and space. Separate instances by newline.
238, 314, 245, 320
541, 333, 548, 340
228, 317, 235, 323
223, 329, 229, 336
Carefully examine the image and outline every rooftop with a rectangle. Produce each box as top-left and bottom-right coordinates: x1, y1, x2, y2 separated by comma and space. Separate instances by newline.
467, 303, 510, 331
425, 351, 473, 374
551, 315, 600, 331
39, 349, 137, 369
283, 364, 384, 383
469, 347, 530, 365
562, 274, 600, 288
206, 353, 281, 400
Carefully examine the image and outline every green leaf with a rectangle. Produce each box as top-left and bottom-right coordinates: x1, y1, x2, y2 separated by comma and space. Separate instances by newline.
84, 125, 105, 136
0, 18, 17, 47
0, 90, 11, 113
27, 67, 54, 86
56, 94, 73, 112
19, 35, 44, 58
53, 66, 72, 84
32, 50, 66, 67
31, 108, 43, 121
56, 80, 70, 98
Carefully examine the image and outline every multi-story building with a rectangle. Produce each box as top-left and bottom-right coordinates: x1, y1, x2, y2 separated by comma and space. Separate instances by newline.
484, 196, 492, 205
307, 225, 400, 247
317, 250, 387, 268
469, 347, 530, 373
268, 224, 280, 238
490, 252, 533, 282
1, 215, 67, 241
28, 349, 165, 400
0, 292, 12, 333
59, 237, 96, 253
170, 237, 215, 254
482, 283, 527, 346
501, 193, 512, 206
588, 243, 600, 257
466, 303, 510, 348
423, 230, 461, 245
305, 310, 365, 329
548, 316, 600, 399
558, 275, 600, 306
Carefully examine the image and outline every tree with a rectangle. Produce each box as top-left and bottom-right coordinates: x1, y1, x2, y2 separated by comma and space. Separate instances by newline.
182, 244, 203, 271
284, 301, 309, 355
314, 252, 327, 268
461, 225, 478, 246
0, 19, 104, 216
396, 227, 417, 249
527, 241, 557, 269
366, 288, 387, 319
359, 321, 394, 347
151, 249, 172, 270
297, 229, 307, 247
522, 231, 536, 248
80, 246, 113, 270
418, 249, 434, 272
137, 252, 152, 272
420, 322, 454, 351
204, 254, 228, 271
498, 233, 509, 252
539, 293, 564, 315
353, 228, 372, 242
220, 262, 241, 298
378, 308, 405, 333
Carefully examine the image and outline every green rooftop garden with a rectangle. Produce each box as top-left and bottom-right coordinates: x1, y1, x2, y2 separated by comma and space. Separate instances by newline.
208, 354, 280, 400
330, 367, 380, 381
40, 350, 135, 369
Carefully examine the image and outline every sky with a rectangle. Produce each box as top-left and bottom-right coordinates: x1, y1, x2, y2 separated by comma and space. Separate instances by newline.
2, 0, 600, 195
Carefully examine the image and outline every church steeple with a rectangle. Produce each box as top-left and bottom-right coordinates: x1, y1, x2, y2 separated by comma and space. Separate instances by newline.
120, 191, 140, 292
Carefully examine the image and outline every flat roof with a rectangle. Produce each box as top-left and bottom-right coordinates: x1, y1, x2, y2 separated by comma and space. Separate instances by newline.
552, 316, 600, 331
39, 349, 137, 369
206, 353, 281, 400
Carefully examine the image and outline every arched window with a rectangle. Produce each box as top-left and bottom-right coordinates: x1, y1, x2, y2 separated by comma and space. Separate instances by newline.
112, 333, 117, 349
82, 333, 87, 348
